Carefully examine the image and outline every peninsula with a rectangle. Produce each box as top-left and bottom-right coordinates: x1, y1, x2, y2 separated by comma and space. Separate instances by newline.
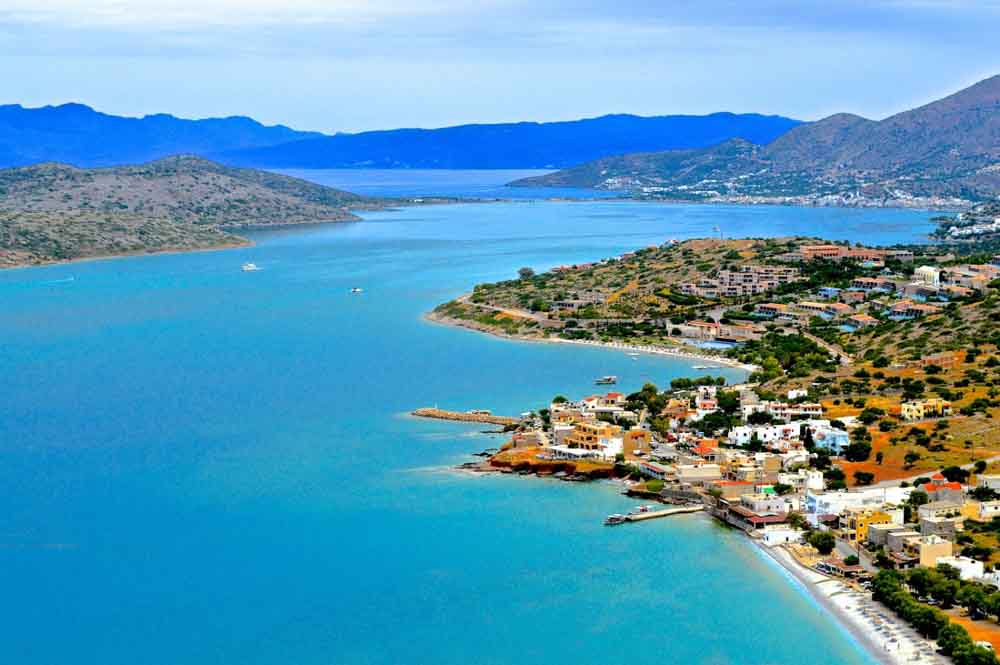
0, 155, 387, 268
431, 234, 1000, 665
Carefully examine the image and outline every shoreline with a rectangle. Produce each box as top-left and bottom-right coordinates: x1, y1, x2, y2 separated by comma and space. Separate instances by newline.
754, 542, 943, 665
0, 238, 255, 273
455, 446, 941, 665
425, 310, 760, 373
1, 193, 947, 272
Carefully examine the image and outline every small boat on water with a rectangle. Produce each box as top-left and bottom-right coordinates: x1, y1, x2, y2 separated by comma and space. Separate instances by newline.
692, 365, 709, 370
629, 505, 653, 515
351, 287, 364, 294
604, 514, 628, 526
595, 375, 617, 385
241, 262, 260, 272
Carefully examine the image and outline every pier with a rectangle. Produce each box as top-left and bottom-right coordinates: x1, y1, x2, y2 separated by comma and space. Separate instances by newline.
411, 407, 520, 426
606, 504, 704, 525
626, 505, 704, 521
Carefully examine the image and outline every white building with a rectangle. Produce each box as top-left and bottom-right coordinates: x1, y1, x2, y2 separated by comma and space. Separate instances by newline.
762, 525, 805, 546
936, 556, 985, 581
980, 501, 1000, 520
804, 487, 913, 518
978, 475, 1000, 491
914, 265, 941, 287
778, 469, 825, 491
549, 436, 623, 462
727, 423, 801, 448
741, 401, 823, 422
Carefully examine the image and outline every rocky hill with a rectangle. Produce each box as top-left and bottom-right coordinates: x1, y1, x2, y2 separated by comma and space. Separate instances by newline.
513, 75, 1000, 206
0, 156, 378, 267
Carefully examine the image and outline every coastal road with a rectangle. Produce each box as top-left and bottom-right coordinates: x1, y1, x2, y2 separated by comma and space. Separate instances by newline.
798, 329, 853, 366
455, 294, 552, 323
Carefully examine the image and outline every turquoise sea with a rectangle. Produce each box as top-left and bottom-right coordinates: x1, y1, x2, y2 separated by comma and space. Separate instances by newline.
1, 172, 937, 664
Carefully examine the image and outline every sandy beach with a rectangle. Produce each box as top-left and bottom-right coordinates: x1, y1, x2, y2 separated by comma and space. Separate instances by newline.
425, 310, 760, 373
756, 543, 946, 665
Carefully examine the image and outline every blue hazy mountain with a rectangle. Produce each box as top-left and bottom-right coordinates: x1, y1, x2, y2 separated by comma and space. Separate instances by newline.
0, 104, 799, 170
213, 113, 801, 169
0, 103, 322, 167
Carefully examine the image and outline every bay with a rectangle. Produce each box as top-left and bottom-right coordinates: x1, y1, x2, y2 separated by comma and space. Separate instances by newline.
0, 171, 937, 664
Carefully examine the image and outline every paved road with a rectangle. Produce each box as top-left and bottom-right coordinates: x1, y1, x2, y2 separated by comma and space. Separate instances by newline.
798, 328, 853, 366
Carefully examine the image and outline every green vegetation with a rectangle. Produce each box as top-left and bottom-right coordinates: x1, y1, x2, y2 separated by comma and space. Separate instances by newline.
873, 568, 1000, 665
806, 530, 835, 555
0, 156, 384, 267
730, 331, 836, 381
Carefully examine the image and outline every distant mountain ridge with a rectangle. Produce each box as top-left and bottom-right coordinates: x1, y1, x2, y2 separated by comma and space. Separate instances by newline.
0, 103, 322, 168
513, 75, 1000, 206
214, 113, 801, 169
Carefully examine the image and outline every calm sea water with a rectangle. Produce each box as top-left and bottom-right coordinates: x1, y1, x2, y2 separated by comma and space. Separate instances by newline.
274, 167, 619, 200
1, 171, 937, 664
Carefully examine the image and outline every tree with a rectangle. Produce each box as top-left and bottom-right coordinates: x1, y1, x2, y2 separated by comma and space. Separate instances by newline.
517, 267, 535, 280
853, 471, 875, 486
844, 555, 860, 566
773, 483, 794, 496
802, 425, 815, 451
747, 410, 774, 425
844, 440, 872, 462
786, 511, 807, 530
958, 584, 990, 619
904, 450, 922, 469
909, 490, 930, 507
942, 465, 971, 483
807, 531, 836, 555
552, 395, 568, 404
972, 486, 999, 502
930, 578, 960, 609
975, 460, 988, 475
875, 451, 884, 465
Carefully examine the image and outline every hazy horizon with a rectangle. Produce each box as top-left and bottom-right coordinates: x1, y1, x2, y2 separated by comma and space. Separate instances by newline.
2, 1, 999, 134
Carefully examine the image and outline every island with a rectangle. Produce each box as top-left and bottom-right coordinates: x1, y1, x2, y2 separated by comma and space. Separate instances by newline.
425, 234, 1000, 665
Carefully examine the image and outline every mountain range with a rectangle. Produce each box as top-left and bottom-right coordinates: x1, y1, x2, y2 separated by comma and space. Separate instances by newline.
0, 103, 799, 170
513, 74, 1000, 205
212, 113, 800, 169
0, 103, 322, 168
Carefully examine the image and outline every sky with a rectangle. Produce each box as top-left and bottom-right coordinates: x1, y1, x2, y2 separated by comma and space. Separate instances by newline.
1, 0, 999, 134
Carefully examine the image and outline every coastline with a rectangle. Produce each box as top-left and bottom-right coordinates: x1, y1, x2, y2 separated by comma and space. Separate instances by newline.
0, 237, 254, 272
424, 309, 760, 373
754, 542, 943, 665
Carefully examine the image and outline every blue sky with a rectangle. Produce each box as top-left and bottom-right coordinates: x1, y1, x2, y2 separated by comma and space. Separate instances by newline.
1, 0, 999, 133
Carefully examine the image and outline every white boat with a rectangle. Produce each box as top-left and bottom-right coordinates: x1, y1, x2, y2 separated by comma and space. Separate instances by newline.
351, 287, 364, 294
595, 375, 617, 385
241, 262, 260, 272
692, 365, 709, 370
604, 514, 627, 526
